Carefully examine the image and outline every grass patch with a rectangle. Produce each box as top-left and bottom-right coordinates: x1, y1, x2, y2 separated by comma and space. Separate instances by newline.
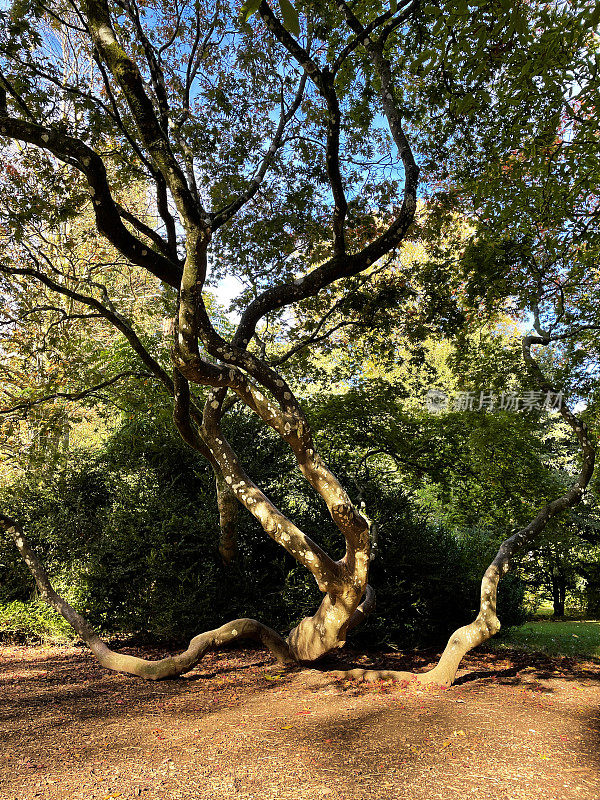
533, 602, 554, 618
491, 619, 600, 658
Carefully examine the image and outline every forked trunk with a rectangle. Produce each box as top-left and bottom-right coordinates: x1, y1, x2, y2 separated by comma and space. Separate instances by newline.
287, 589, 361, 661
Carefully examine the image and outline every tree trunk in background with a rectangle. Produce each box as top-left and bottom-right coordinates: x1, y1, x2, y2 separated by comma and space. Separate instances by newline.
552, 569, 566, 617
215, 471, 238, 566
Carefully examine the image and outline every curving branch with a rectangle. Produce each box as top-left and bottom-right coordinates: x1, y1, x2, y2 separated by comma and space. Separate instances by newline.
171, 368, 344, 593
0, 115, 182, 287
0, 260, 174, 392
175, 307, 369, 557
117, 0, 171, 130
331, 334, 595, 686
115, 202, 178, 261
273, 319, 363, 366
257, 2, 347, 253
0, 71, 36, 121
0, 371, 146, 416
1, 513, 294, 678
231, 7, 419, 345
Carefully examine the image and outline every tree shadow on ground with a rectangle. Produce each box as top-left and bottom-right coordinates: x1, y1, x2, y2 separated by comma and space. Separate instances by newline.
0, 645, 292, 743
453, 666, 520, 685
585, 705, 600, 772
317, 645, 600, 689
284, 684, 600, 800
2, 644, 600, 800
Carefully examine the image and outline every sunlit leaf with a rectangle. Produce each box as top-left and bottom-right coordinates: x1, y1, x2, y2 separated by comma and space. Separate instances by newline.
279, 0, 300, 36
239, 0, 262, 24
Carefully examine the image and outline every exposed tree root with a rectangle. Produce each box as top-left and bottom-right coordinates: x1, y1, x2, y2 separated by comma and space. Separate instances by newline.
328, 668, 422, 685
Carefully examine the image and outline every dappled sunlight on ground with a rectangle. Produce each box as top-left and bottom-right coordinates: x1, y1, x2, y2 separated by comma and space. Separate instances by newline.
0, 644, 599, 799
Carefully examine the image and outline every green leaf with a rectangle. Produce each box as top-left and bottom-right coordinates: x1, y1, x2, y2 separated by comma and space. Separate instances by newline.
411, 48, 437, 73
278, 0, 300, 36
585, 4, 600, 30
390, 0, 397, 13
239, 0, 262, 24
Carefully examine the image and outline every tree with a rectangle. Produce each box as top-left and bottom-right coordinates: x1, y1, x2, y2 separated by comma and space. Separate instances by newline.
0, 0, 597, 685
517, 499, 600, 616
0, 183, 168, 479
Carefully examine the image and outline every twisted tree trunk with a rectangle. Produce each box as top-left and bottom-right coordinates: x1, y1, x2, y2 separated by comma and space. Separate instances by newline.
1, 510, 377, 677
0, 0, 414, 678
4, 337, 592, 686
2, 2, 589, 690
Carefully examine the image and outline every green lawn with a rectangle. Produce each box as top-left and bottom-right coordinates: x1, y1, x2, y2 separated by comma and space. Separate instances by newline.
491, 619, 600, 658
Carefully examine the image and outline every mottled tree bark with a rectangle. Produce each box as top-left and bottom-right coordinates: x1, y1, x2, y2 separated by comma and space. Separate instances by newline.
0, 0, 417, 672
3, 1, 588, 689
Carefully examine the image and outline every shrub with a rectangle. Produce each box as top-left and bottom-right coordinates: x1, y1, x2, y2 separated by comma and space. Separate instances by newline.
0, 600, 75, 643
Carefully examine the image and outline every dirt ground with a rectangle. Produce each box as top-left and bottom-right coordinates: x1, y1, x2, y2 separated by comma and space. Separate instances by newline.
1, 643, 599, 800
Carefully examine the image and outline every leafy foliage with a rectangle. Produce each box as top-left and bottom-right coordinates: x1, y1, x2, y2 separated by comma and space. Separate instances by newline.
0, 0, 597, 677
0, 600, 74, 642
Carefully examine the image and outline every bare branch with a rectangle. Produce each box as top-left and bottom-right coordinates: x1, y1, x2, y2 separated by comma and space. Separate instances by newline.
0, 115, 183, 287
1, 371, 146, 416
230, 5, 419, 345
273, 319, 363, 365
115, 202, 178, 261
257, 3, 347, 253
116, 0, 171, 130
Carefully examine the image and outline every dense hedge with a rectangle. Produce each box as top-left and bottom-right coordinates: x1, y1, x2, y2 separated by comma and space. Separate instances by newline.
0, 413, 526, 646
